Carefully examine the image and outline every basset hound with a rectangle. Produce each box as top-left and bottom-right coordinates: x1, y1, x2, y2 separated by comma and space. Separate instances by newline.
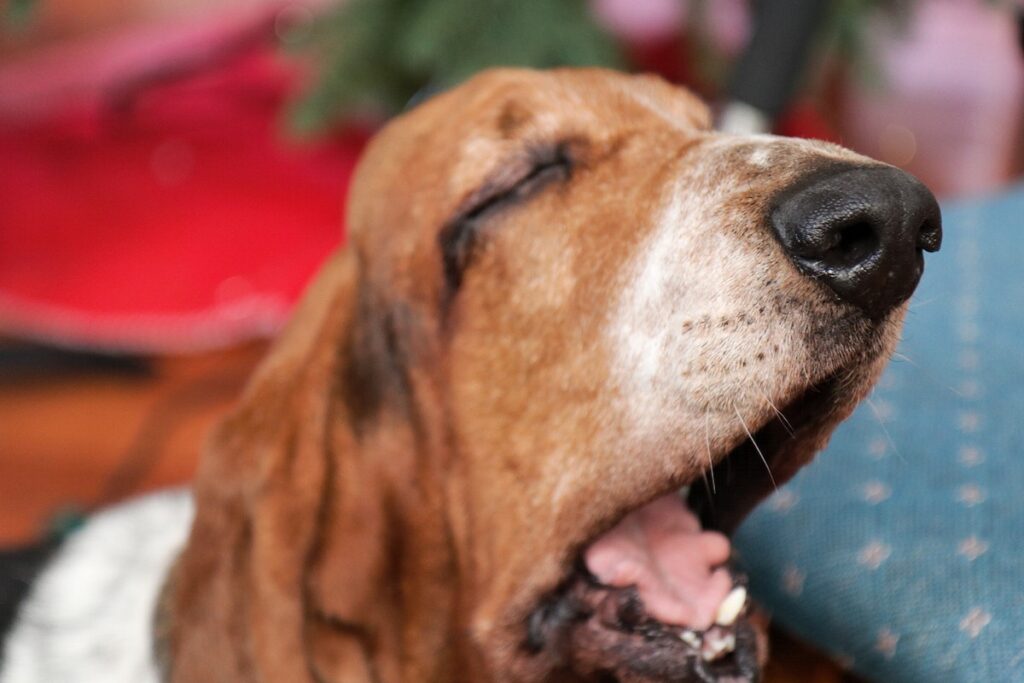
0, 68, 940, 683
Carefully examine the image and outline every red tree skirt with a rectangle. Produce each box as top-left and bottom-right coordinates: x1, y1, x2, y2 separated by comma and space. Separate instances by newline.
0, 11, 367, 353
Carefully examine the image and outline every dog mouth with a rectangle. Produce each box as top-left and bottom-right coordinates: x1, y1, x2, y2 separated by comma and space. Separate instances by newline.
547, 496, 763, 683
528, 375, 846, 682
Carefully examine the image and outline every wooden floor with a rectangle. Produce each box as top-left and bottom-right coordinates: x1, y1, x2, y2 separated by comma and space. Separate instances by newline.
0, 341, 855, 682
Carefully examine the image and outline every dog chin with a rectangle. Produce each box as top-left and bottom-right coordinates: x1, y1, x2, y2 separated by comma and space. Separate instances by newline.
524, 367, 869, 683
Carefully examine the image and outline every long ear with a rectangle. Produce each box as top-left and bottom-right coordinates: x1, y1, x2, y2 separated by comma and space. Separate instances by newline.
162, 250, 366, 683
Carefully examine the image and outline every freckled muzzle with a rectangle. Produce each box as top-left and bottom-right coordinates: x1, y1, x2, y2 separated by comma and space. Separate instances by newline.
770, 165, 942, 319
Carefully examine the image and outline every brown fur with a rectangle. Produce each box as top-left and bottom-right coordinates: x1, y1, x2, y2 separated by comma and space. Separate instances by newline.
162, 69, 903, 683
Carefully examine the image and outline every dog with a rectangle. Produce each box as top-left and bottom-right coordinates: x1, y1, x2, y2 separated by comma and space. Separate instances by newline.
0, 68, 940, 683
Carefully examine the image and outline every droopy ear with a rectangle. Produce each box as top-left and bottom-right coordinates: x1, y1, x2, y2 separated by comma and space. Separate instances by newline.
161, 249, 369, 683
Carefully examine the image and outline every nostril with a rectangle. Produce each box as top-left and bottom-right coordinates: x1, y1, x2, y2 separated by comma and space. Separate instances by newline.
822, 221, 879, 269
917, 218, 942, 253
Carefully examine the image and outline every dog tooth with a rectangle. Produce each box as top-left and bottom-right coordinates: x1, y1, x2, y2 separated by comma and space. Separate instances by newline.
701, 638, 725, 661
700, 631, 737, 661
679, 630, 702, 648
714, 586, 747, 626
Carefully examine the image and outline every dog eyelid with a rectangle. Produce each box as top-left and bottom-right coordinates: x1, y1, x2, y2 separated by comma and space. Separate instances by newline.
438, 143, 573, 293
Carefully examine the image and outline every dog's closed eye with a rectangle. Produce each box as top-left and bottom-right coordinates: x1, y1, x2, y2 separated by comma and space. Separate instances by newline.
439, 142, 573, 293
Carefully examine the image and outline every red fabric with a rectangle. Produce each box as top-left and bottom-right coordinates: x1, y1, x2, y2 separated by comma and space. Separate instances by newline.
626, 32, 720, 101
0, 36, 368, 352
776, 100, 841, 144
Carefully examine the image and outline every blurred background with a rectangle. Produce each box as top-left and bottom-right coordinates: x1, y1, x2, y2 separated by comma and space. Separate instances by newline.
1, 1, 1022, 681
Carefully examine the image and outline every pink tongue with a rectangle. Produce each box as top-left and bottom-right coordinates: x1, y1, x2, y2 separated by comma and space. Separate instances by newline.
584, 493, 733, 630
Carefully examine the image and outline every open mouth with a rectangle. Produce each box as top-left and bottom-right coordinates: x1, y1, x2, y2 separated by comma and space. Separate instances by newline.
528, 375, 845, 683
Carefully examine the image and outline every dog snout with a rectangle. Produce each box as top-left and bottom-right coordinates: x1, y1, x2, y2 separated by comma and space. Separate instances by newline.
770, 165, 942, 319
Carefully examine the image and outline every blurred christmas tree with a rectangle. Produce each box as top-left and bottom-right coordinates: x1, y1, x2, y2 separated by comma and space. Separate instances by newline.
286, 0, 623, 133
1, 0, 37, 33
285, 0, 928, 133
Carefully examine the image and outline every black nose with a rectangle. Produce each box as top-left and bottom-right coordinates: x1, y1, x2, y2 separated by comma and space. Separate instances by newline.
770, 165, 942, 319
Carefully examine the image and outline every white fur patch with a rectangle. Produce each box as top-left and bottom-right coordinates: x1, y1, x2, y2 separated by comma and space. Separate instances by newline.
0, 490, 194, 683
747, 145, 772, 169
607, 135, 839, 459
614, 172, 766, 409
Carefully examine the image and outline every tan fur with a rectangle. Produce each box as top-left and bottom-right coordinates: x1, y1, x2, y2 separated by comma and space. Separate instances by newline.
162, 69, 903, 683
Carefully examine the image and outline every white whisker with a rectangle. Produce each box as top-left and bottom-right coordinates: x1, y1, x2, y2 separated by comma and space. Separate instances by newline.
892, 351, 963, 398
734, 405, 777, 490
704, 412, 717, 494
907, 296, 937, 311
759, 385, 795, 436
699, 466, 712, 499
865, 397, 905, 463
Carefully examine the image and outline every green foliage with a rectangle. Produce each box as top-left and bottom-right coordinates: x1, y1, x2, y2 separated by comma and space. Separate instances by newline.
2, 0, 38, 33
822, 0, 913, 84
286, 0, 623, 134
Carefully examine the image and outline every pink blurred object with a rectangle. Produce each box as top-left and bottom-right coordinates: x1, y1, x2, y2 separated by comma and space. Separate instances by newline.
0, 1, 328, 124
591, 0, 685, 43
697, 0, 750, 58
839, 0, 1024, 198
591, 0, 748, 53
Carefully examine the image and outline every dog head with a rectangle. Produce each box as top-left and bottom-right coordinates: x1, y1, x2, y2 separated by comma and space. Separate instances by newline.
164, 69, 940, 683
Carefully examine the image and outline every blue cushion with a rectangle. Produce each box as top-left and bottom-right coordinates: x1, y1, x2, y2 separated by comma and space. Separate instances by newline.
734, 184, 1024, 682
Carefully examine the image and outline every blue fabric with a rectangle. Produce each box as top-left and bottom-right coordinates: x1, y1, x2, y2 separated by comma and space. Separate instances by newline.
734, 184, 1024, 682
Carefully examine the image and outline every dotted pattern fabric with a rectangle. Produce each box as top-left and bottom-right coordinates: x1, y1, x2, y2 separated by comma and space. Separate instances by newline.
734, 185, 1024, 682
